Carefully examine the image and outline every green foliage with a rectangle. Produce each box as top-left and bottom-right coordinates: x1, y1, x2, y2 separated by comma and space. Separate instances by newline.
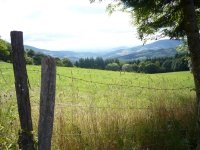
0, 38, 11, 62
105, 58, 120, 65
95, 57, 105, 69
122, 64, 133, 72
55, 57, 63, 66
25, 56, 34, 65
127, 53, 189, 74
172, 57, 188, 71
32, 53, 46, 65
25, 49, 73, 67
143, 63, 160, 74
138, 61, 146, 72
131, 63, 139, 72
74, 53, 188, 74
75, 57, 120, 70
106, 0, 200, 40
62, 58, 73, 67
26, 49, 35, 58
105, 63, 120, 71
162, 59, 173, 72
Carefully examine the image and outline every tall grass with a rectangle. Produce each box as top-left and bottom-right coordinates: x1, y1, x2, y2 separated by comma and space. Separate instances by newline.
49, 93, 197, 150
0, 63, 198, 149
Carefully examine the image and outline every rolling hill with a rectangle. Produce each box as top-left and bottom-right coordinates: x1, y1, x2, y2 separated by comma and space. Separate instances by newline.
24, 45, 102, 62
103, 39, 182, 60
24, 39, 182, 61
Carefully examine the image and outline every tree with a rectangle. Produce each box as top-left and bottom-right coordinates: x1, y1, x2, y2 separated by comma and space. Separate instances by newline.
62, 58, 73, 67
143, 63, 161, 74
106, 63, 120, 71
171, 57, 189, 71
0, 38, 11, 62
138, 61, 146, 72
25, 54, 33, 65
26, 49, 35, 57
95, 57, 105, 69
162, 59, 173, 72
55, 57, 63, 66
105, 58, 120, 66
131, 63, 139, 72
33, 53, 46, 65
95, 0, 200, 147
122, 64, 133, 72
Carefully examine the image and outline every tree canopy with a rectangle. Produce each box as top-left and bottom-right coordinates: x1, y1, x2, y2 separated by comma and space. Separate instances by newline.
101, 0, 200, 147
0, 37, 11, 62
105, 0, 200, 41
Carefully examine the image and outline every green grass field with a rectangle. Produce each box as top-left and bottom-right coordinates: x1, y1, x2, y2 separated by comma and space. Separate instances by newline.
0, 62, 198, 149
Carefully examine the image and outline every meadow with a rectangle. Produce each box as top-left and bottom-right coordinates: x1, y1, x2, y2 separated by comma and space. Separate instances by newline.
0, 62, 198, 150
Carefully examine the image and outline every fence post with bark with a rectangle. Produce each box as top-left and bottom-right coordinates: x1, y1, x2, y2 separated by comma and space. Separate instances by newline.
10, 31, 35, 150
38, 57, 56, 150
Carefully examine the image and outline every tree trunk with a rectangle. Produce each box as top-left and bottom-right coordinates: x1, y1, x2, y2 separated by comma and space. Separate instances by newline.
181, 0, 200, 148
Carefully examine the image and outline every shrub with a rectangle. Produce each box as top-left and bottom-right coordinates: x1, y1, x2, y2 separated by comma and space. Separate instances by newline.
105, 63, 120, 71
122, 64, 133, 72
143, 63, 161, 73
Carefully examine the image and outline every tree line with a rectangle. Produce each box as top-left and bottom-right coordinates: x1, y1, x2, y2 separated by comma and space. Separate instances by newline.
25, 49, 73, 67
74, 53, 189, 74
0, 37, 189, 73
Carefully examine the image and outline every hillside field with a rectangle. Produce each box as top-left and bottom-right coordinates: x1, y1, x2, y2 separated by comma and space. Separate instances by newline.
0, 62, 198, 150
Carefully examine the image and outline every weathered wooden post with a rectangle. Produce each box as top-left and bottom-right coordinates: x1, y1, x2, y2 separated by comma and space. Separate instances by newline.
10, 31, 35, 150
38, 57, 56, 150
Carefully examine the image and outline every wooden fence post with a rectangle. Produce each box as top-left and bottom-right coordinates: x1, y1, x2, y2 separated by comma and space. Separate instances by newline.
10, 31, 34, 150
38, 57, 56, 150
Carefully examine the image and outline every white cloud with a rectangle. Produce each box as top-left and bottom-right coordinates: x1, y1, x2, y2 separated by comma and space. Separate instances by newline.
0, 0, 143, 51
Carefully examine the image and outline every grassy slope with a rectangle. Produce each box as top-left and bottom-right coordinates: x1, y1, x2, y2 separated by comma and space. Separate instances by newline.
0, 62, 197, 150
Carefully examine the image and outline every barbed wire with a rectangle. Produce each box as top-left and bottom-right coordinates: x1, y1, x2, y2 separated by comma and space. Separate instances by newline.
52, 128, 191, 137
56, 73, 194, 91
31, 102, 194, 111
0, 67, 195, 91
57, 129, 194, 136
0, 65, 197, 149
32, 103, 151, 110
20, 68, 197, 91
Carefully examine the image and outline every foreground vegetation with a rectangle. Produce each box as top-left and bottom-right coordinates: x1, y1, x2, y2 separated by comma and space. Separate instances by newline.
0, 62, 198, 149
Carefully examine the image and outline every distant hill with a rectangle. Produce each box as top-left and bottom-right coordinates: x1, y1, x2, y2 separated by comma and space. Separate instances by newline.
24, 39, 182, 61
103, 39, 182, 60
24, 45, 103, 62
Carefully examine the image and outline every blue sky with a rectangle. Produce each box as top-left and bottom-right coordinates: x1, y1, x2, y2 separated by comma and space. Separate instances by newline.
0, 0, 144, 51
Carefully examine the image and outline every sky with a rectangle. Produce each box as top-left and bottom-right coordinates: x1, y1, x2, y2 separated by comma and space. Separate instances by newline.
0, 0, 144, 52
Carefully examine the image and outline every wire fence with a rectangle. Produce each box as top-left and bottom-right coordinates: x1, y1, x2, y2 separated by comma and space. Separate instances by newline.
0, 66, 197, 112
0, 66, 197, 149
0, 67, 195, 91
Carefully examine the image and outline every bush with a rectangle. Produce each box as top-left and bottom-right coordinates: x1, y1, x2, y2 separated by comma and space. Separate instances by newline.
122, 64, 133, 72
33, 53, 46, 65
143, 63, 161, 73
62, 58, 73, 67
131, 63, 139, 72
25, 56, 33, 65
162, 59, 172, 72
105, 63, 120, 71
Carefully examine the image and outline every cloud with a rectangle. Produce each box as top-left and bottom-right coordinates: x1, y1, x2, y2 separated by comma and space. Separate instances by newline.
0, 0, 142, 51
